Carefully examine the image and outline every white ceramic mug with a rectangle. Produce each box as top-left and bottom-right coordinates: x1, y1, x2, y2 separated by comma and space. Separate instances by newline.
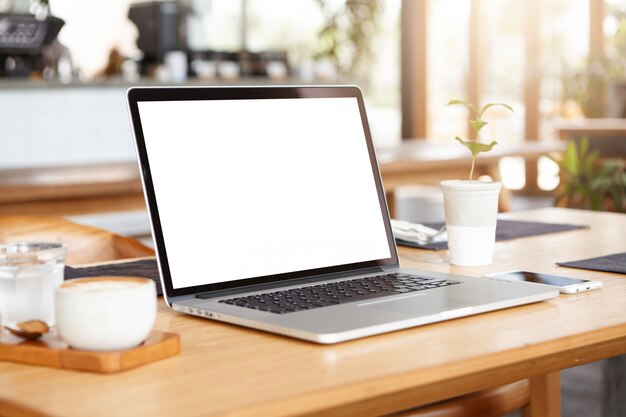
55, 277, 156, 351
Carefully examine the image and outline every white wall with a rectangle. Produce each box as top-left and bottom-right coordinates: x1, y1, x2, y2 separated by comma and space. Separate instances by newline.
0, 87, 136, 168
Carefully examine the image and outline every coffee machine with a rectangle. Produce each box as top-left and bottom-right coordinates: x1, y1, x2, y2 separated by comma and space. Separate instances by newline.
128, 1, 187, 75
0, 13, 64, 77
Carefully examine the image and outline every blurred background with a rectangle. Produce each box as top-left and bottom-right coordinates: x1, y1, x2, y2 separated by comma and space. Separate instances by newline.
0, 0, 624, 227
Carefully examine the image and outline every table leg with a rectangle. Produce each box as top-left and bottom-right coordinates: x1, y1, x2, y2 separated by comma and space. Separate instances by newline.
524, 159, 541, 194
525, 371, 561, 417
603, 354, 626, 417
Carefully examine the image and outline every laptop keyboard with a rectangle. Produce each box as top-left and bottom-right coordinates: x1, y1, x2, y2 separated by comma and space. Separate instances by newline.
218, 273, 460, 314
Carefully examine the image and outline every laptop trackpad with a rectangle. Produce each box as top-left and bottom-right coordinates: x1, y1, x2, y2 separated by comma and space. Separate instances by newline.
358, 294, 475, 316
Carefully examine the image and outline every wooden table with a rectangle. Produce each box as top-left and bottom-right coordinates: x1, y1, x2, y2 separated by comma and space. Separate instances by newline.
0, 208, 625, 417
556, 118, 626, 140
0, 163, 146, 217
377, 140, 564, 213
0, 140, 564, 218
556, 118, 626, 159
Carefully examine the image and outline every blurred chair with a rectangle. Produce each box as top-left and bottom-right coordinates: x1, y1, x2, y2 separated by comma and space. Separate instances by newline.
389, 380, 530, 417
0, 215, 154, 265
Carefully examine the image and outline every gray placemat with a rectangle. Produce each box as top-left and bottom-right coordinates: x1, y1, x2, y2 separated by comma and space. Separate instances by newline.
557, 252, 626, 275
64, 259, 162, 295
396, 219, 588, 250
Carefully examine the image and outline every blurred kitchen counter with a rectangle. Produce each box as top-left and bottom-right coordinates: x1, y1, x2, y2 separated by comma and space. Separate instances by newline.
0, 162, 145, 216
0, 76, 306, 90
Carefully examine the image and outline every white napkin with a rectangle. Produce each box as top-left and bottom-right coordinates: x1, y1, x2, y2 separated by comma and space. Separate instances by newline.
390, 219, 448, 245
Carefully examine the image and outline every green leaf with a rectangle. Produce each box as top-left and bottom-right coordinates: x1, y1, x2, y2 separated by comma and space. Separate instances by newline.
562, 140, 579, 175
590, 176, 611, 190
479, 102, 514, 118
601, 159, 623, 170
468, 119, 487, 134
610, 188, 624, 211
591, 193, 603, 211
582, 150, 599, 174
447, 99, 479, 114
579, 137, 589, 160
455, 137, 498, 157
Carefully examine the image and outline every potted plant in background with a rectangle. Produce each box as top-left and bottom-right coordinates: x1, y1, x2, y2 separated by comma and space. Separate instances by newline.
551, 138, 625, 212
441, 100, 513, 266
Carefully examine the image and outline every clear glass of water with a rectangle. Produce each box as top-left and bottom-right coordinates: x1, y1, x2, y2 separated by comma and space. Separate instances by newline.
0, 242, 67, 331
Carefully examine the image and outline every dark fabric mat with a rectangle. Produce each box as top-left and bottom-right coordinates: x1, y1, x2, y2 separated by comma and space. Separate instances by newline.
557, 252, 626, 275
64, 259, 162, 295
396, 219, 588, 250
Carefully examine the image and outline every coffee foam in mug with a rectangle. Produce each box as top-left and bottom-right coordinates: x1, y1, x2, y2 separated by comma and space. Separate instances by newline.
60, 276, 151, 291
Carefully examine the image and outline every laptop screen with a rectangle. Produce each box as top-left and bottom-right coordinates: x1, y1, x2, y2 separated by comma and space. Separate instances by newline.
130, 87, 397, 295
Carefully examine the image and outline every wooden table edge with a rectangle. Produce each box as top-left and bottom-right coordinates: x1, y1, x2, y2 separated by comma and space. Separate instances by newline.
0, 396, 50, 417
226, 323, 626, 417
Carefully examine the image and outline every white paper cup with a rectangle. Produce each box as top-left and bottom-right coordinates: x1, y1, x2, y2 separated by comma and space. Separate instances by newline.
55, 277, 156, 351
440, 180, 501, 266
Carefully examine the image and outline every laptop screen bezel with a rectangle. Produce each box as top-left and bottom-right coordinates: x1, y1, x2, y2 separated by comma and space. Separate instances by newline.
127, 86, 399, 299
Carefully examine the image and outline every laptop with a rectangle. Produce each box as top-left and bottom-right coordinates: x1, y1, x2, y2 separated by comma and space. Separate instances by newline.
126, 85, 558, 344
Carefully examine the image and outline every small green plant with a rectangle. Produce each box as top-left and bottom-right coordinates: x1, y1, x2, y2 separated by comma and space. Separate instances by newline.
551, 138, 626, 212
447, 100, 514, 180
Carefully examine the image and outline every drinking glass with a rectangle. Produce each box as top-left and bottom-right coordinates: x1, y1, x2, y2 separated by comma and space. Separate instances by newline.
0, 242, 67, 332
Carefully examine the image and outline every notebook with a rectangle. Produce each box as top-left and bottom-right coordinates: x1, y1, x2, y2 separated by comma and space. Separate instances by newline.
126, 85, 558, 344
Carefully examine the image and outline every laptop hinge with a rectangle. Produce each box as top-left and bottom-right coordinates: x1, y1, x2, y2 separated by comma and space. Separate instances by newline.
195, 266, 386, 300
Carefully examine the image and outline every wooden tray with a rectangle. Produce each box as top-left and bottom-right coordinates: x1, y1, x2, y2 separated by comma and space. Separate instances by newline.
0, 331, 179, 373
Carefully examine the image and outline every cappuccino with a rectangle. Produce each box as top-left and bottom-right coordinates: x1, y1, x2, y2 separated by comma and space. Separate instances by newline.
55, 277, 156, 351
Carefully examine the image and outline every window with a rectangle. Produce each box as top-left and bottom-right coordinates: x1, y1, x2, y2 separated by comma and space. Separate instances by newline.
540, 0, 589, 127
427, 0, 470, 142
482, 0, 525, 144
245, 0, 402, 147
605, 0, 626, 118
405, 0, 622, 192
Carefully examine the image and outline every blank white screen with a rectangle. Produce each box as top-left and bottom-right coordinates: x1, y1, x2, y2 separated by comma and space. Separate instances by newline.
138, 97, 391, 289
